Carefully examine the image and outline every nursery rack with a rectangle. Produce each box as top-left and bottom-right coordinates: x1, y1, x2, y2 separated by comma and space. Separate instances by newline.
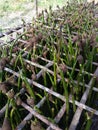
0, 2, 98, 130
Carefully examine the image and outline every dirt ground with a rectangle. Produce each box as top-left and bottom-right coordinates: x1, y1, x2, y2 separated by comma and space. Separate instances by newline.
0, 2, 38, 31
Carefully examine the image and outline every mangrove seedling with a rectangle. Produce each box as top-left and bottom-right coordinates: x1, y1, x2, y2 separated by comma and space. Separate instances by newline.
2, 99, 12, 130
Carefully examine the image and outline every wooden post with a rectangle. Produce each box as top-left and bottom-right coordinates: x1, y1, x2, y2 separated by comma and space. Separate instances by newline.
35, 0, 38, 17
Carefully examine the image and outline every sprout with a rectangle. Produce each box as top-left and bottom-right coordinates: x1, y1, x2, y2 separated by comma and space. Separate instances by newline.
27, 97, 35, 107
59, 63, 67, 73
0, 82, 9, 94
31, 73, 37, 81
77, 55, 83, 64
30, 120, 42, 130
0, 57, 9, 70
7, 89, 15, 99
16, 96, 22, 106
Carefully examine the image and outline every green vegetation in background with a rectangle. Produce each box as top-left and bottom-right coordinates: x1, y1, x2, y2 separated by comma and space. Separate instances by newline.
0, 0, 67, 15
38, 0, 67, 9
0, 0, 32, 14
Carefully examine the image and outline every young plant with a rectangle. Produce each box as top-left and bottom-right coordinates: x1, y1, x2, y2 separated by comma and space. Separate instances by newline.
2, 99, 12, 130
22, 76, 35, 100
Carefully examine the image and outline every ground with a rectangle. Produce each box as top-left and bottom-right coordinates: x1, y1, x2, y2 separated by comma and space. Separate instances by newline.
0, 0, 65, 32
